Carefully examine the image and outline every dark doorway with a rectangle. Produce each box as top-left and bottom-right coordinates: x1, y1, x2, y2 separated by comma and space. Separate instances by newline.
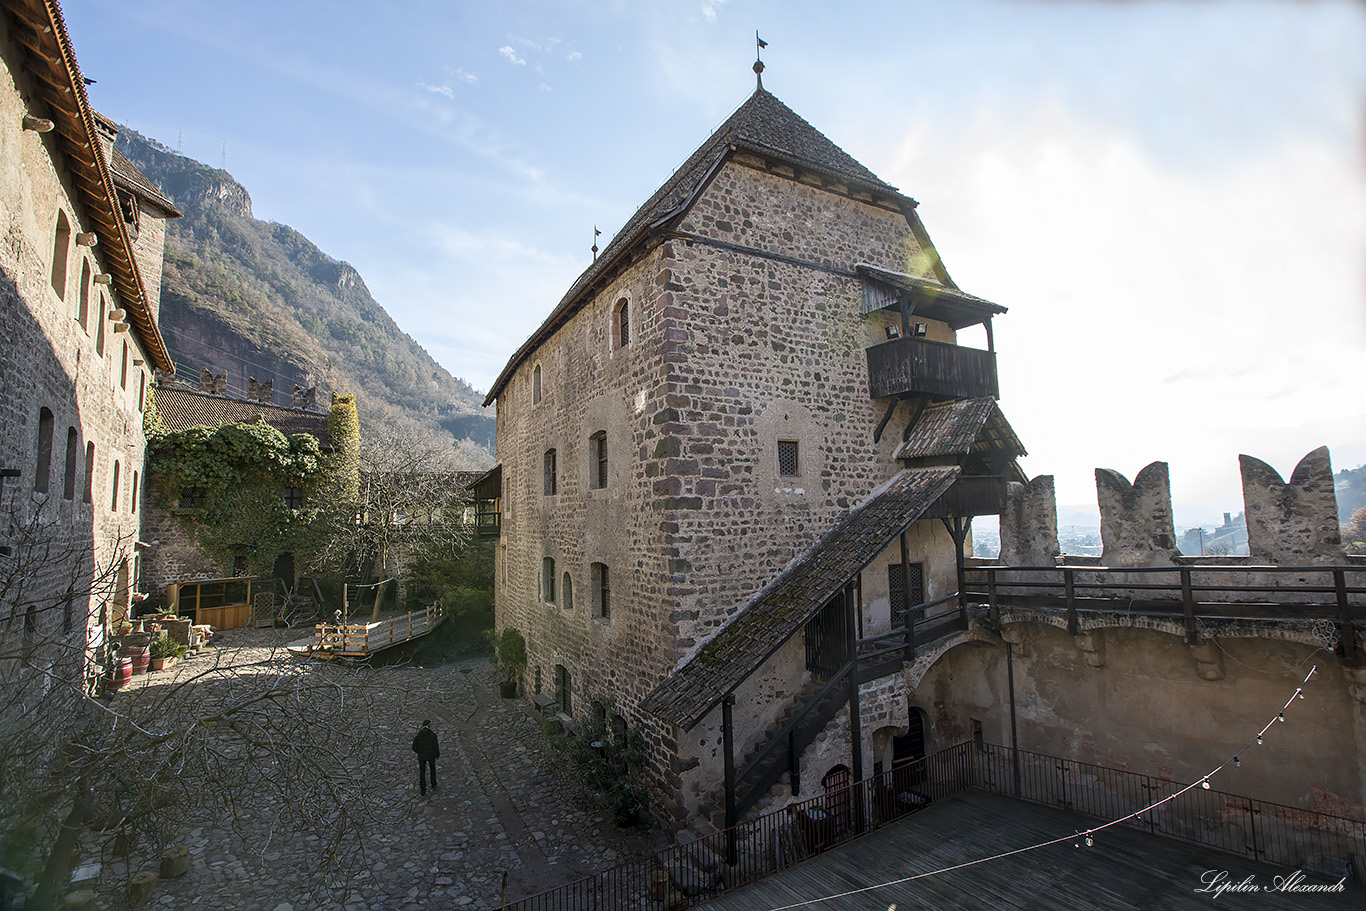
822, 765, 853, 839
804, 596, 850, 677
273, 552, 296, 595
555, 664, 572, 716
892, 708, 929, 794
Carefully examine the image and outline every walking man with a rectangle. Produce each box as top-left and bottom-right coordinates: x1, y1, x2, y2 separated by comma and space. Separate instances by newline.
412, 719, 439, 796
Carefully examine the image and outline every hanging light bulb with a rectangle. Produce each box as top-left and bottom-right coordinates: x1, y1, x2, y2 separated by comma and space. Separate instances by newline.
1277, 712, 1285, 722
1201, 779, 1211, 790
1085, 835, 1094, 847
1296, 690, 1304, 700
1256, 734, 1263, 745
1234, 756, 1241, 768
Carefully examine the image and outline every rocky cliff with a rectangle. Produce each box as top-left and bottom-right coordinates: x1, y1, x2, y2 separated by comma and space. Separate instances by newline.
115, 128, 493, 463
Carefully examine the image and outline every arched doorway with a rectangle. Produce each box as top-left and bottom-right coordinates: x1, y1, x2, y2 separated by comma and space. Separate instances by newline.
821, 764, 853, 840
891, 707, 930, 796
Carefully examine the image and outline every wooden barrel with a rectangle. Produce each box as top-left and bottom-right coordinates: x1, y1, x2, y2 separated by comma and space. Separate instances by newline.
127, 646, 151, 675
110, 657, 133, 690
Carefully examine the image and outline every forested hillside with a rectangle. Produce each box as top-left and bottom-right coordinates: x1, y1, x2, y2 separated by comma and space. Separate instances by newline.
115, 128, 493, 465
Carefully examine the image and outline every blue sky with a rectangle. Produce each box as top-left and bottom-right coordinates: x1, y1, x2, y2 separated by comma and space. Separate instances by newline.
64, 0, 1365, 526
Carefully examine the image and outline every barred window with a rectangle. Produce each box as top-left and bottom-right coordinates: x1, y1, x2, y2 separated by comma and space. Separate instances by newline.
592, 563, 610, 621
778, 440, 800, 477
180, 486, 206, 510
284, 486, 304, 510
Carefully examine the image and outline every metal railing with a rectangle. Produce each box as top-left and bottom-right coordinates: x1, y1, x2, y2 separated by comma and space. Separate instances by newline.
976, 744, 1366, 875
506, 741, 1365, 911
506, 742, 978, 911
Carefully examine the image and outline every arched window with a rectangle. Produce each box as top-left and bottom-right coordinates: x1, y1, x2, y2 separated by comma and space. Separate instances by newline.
613, 298, 630, 350
110, 460, 120, 511
532, 364, 542, 404
120, 342, 129, 389
78, 259, 91, 330
131, 470, 139, 514
34, 408, 54, 493
590, 431, 607, 489
138, 371, 146, 412
63, 427, 78, 500
562, 572, 573, 611
83, 442, 95, 503
50, 211, 71, 299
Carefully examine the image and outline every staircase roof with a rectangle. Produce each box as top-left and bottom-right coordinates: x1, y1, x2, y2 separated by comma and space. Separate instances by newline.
640, 466, 960, 731
894, 397, 1026, 462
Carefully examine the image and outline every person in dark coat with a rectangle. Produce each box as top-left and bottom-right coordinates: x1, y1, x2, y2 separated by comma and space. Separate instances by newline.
412, 719, 439, 795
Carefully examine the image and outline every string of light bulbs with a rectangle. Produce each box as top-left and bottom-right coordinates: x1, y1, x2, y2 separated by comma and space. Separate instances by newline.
762, 665, 1320, 911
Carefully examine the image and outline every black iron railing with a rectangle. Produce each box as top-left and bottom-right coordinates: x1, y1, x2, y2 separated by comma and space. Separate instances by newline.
506, 741, 1365, 911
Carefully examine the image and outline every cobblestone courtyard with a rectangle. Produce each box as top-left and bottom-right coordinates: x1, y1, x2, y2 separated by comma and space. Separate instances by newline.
87, 628, 670, 911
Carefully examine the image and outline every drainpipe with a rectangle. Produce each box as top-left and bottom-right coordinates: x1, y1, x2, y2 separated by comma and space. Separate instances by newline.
1006, 641, 1021, 798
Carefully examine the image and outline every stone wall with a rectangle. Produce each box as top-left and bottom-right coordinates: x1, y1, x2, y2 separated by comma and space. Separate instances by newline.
0, 31, 167, 676
1241, 446, 1344, 565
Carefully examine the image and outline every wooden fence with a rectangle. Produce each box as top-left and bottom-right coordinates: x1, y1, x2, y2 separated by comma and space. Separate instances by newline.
306, 604, 443, 657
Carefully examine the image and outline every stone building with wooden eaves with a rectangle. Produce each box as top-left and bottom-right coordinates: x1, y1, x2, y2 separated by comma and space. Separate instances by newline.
483, 83, 1024, 827
0, 0, 179, 683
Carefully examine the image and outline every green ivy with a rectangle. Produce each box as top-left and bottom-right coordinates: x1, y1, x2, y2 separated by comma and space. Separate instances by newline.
146, 416, 335, 577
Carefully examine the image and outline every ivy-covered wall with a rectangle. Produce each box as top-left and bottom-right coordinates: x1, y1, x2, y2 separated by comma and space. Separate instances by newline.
139, 391, 361, 602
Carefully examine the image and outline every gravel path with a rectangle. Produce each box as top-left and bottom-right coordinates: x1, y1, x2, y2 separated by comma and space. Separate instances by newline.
83, 628, 669, 910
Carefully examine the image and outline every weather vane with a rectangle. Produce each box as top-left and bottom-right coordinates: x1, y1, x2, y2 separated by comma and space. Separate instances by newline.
754, 31, 767, 88
592, 225, 601, 261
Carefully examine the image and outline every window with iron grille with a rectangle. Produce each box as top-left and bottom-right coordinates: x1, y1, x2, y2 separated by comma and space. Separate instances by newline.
615, 299, 630, 349
592, 562, 610, 621
284, 486, 304, 510
778, 439, 800, 477
591, 431, 607, 489
543, 449, 557, 495
888, 562, 925, 630
180, 486, 205, 510
556, 664, 572, 716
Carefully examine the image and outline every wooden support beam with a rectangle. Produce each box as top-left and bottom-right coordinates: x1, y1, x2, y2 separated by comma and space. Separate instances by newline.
1335, 569, 1356, 662
1180, 568, 1197, 644
1064, 568, 1078, 636
872, 399, 897, 444
722, 695, 737, 863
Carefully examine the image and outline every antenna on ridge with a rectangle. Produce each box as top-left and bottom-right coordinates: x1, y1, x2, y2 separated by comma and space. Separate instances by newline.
754, 31, 767, 89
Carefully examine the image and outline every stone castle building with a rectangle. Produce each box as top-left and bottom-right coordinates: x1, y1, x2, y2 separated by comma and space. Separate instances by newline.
484, 83, 1024, 825
0, 0, 178, 681
487, 80, 1365, 841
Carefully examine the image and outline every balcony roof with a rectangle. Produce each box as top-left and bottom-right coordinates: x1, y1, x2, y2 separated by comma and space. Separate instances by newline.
858, 263, 1006, 330
895, 397, 1027, 463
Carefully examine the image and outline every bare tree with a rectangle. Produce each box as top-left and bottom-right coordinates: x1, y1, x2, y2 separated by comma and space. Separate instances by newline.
0, 490, 395, 910
315, 428, 474, 621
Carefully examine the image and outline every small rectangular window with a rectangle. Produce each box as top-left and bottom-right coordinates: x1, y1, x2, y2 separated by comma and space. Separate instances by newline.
35, 408, 54, 493
542, 557, 556, 603
592, 562, 610, 621
83, 442, 95, 504
778, 440, 800, 477
180, 486, 205, 510
110, 460, 120, 511
284, 486, 304, 510
131, 470, 139, 513
544, 449, 557, 496
591, 432, 607, 489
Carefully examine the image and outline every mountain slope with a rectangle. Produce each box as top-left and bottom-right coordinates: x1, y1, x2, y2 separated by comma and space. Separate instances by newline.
115, 128, 493, 464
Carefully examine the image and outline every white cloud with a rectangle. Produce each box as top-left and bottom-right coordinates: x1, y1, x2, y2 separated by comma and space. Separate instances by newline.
700, 0, 729, 25
884, 106, 1366, 522
566, 51, 582, 63
498, 46, 526, 66
453, 68, 477, 85
539, 83, 551, 93
420, 82, 454, 100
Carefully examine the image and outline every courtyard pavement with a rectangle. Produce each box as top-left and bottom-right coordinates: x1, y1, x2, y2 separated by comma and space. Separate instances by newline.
84, 627, 670, 911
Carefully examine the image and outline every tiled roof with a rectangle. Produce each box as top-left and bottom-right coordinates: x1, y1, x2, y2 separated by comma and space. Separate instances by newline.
856, 263, 1005, 330
484, 88, 907, 406
155, 384, 330, 442
639, 466, 961, 730
894, 398, 1027, 462
2, 0, 174, 373
109, 146, 180, 216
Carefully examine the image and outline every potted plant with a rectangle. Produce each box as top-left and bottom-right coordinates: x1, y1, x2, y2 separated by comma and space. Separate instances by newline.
559, 699, 647, 828
484, 627, 526, 698
149, 636, 187, 671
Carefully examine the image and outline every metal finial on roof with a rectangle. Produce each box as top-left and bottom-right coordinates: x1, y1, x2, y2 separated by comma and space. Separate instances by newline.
592, 225, 601, 261
754, 31, 767, 89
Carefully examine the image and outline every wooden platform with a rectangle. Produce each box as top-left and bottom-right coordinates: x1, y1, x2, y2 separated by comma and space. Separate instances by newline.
702, 791, 1360, 910
287, 605, 444, 658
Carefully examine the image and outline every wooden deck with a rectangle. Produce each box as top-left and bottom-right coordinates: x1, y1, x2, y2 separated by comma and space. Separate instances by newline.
287, 604, 444, 658
702, 791, 1360, 910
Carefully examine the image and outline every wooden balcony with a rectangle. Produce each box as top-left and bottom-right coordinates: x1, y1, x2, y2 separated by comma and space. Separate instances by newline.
866, 337, 998, 400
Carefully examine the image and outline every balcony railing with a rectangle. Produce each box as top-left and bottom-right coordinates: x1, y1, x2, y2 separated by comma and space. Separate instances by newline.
867, 336, 998, 400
